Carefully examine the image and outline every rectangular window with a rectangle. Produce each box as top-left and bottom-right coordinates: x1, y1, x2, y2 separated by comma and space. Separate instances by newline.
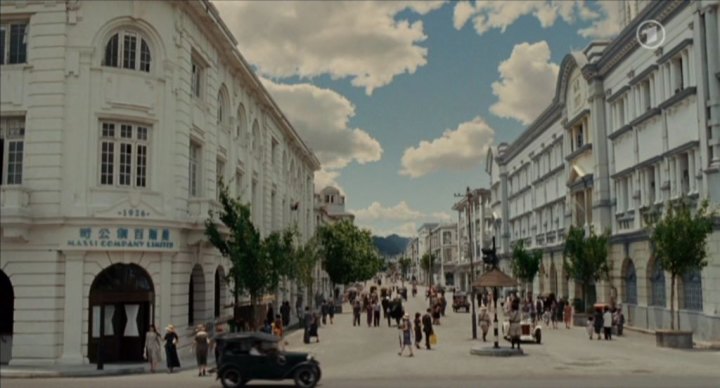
1, 117, 25, 185
672, 55, 684, 92
191, 58, 202, 99
0, 22, 27, 65
641, 80, 651, 111
216, 158, 225, 200
646, 166, 656, 205
679, 153, 689, 195
189, 141, 201, 196
99, 121, 150, 188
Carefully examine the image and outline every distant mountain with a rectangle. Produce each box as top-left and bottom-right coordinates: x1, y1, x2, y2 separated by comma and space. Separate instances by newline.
372, 234, 410, 257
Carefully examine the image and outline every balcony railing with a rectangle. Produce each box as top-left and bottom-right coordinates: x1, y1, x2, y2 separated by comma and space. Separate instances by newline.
616, 211, 635, 231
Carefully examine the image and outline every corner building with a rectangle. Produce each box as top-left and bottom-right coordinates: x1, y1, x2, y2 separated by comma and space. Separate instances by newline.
0, 0, 320, 365
490, 0, 720, 341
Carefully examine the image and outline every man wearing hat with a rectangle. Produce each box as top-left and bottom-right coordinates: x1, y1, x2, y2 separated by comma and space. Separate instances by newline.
478, 306, 491, 342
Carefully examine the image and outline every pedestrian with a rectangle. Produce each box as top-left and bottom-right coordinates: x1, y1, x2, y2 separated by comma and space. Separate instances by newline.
586, 316, 594, 340
321, 300, 328, 325
266, 303, 275, 327
615, 308, 625, 336
366, 301, 373, 327
143, 324, 162, 373
328, 299, 335, 324
432, 302, 441, 325
564, 300, 573, 329
398, 314, 414, 357
593, 307, 603, 340
413, 312, 423, 349
353, 300, 361, 327
373, 301, 381, 327
556, 299, 565, 329
440, 293, 447, 317
295, 296, 303, 322
550, 300, 558, 329
422, 308, 434, 350
303, 307, 313, 343
163, 324, 181, 373
508, 299, 522, 350
478, 306, 491, 342
310, 311, 320, 343
211, 323, 225, 369
192, 324, 209, 377
382, 296, 391, 327
280, 300, 291, 327
603, 306, 613, 340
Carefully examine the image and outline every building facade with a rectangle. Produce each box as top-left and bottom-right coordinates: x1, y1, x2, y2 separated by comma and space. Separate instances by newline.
451, 188, 492, 292
415, 223, 438, 285
489, 0, 720, 341
427, 223, 458, 287
314, 186, 355, 225
0, 0, 320, 366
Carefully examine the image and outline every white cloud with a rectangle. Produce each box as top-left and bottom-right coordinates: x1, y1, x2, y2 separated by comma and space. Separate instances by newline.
400, 116, 495, 178
213, 1, 444, 95
261, 77, 383, 178
354, 201, 425, 222
373, 222, 419, 238
452, 0, 619, 39
314, 169, 344, 194
489, 41, 559, 125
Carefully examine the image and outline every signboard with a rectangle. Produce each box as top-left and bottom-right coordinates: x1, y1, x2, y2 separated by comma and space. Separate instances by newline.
65, 226, 176, 250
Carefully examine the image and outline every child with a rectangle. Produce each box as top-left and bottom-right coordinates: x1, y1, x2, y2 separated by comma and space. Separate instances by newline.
586, 316, 594, 340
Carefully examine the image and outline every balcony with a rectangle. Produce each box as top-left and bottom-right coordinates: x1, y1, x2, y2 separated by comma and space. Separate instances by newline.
535, 233, 545, 246
546, 230, 556, 244
616, 211, 636, 231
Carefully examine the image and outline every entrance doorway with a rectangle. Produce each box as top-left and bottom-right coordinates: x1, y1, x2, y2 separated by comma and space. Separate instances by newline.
0, 270, 14, 364
88, 264, 154, 363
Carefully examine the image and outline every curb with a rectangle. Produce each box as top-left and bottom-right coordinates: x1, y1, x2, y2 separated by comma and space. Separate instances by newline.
625, 325, 720, 350
1, 361, 215, 379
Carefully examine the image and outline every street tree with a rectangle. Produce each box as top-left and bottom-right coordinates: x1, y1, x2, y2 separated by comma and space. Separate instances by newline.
317, 220, 382, 288
420, 252, 436, 288
644, 198, 715, 330
511, 240, 542, 295
398, 257, 412, 285
293, 237, 321, 308
563, 225, 610, 313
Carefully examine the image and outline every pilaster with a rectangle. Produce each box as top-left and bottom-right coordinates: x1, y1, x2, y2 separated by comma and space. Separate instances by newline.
58, 251, 88, 365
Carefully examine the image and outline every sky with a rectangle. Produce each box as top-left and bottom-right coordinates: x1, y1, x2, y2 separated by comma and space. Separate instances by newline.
212, 0, 625, 237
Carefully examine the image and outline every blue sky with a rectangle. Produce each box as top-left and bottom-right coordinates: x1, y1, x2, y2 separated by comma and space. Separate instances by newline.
214, 1, 623, 237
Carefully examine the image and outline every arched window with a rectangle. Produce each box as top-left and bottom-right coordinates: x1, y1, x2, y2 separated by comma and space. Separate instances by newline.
104, 30, 151, 72
217, 87, 229, 126
682, 269, 702, 311
649, 259, 666, 307
624, 259, 637, 305
236, 104, 247, 139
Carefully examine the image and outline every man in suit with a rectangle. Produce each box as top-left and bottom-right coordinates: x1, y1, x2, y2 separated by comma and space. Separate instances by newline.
422, 308, 434, 350
303, 307, 313, 344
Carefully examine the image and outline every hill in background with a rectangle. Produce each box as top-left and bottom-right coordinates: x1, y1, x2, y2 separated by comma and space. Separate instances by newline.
372, 234, 410, 258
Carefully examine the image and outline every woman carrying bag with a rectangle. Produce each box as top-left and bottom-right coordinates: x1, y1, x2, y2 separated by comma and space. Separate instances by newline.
143, 324, 162, 373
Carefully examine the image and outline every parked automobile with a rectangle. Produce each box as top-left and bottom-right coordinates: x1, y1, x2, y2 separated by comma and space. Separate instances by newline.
452, 291, 470, 312
216, 332, 321, 388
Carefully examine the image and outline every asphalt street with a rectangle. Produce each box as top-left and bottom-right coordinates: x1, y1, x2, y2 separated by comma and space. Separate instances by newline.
3, 283, 719, 388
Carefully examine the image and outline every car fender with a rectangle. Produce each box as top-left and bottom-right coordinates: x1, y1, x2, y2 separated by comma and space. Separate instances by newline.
285, 361, 320, 378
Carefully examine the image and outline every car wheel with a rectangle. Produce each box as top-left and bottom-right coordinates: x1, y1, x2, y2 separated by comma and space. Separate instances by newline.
294, 366, 319, 388
535, 330, 542, 344
220, 368, 245, 388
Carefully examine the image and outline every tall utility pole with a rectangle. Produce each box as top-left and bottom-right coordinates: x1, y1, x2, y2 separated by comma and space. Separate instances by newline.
466, 187, 478, 340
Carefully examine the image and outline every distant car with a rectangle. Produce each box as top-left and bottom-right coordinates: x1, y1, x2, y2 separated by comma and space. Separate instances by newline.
452, 292, 470, 312
216, 332, 321, 388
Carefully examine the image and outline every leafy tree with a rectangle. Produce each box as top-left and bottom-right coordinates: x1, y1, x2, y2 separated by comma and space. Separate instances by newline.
644, 199, 715, 330
420, 252, 436, 287
563, 225, 610, 313
317, 220, 382, 286
205, 181, 296, 329
398, 257, 412, 285
511, 240, 542, 294
293, 237, 321, 307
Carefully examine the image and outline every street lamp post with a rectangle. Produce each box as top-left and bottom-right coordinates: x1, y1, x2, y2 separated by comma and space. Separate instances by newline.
466, 187, 478, 340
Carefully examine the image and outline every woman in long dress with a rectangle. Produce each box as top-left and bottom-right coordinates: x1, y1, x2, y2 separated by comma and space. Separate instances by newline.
397, 314, 414, 357
508, 299, 522, 350
192, 324, 209, 376
143, 324, 162, 373
163, 324, 181, 373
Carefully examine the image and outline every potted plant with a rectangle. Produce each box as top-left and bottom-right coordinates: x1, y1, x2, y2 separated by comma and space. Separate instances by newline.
644, 198, 715, 349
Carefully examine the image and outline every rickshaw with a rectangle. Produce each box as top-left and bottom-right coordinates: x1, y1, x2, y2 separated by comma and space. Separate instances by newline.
452, 291, 470, 312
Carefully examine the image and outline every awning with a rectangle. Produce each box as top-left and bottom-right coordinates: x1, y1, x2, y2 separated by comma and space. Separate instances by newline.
472, 268, 517, 288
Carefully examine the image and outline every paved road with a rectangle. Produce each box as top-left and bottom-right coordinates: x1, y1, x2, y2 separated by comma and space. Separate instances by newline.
4, 283, 720, 388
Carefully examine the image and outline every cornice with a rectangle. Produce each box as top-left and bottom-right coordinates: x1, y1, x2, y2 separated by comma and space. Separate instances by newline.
565, 143, 593, 161
608, 124, 633, 141
629, 107, 662, 127
498, 104, 562, 166
658, 87, 697, 110
658, 38, 693, 65
563, 109, 590, 130
607, 85, 630, 104
629, 65, 659, 86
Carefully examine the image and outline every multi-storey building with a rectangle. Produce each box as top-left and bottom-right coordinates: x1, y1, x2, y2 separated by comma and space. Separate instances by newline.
404, 237, 419, 280
489, 0, 720, 341
416, 222, 438, 284
451, 188, 492, 292
0, 0, 320, 365
314, 186, 355, 225
427, 223, 458, 287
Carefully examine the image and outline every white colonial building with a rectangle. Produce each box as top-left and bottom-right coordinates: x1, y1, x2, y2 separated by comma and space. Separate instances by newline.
0, 0, 320, 365
489, 0, 720, 342
451, 188, 492, 292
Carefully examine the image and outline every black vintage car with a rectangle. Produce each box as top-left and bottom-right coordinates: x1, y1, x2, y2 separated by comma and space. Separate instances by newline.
216, 332, 321, 388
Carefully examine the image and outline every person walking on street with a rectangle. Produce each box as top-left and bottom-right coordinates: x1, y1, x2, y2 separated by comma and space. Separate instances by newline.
478, 307, 491, 342
266, 303, 275, 328
382, 296, 391, 327
280, 301, 291, 327
309, 310, 320, 343
615, 307, 625, 336
508, 299, 522, 350
320, 300, 328, 326
163, 324, 180, 373
422, 308, 434, 350
413, 312, 423, 349
192, 324, 209, 377
398, 314, 414, 357
564, 300, 573, 329
373, 301, 381, 327
432, 302, 441, 325
593, 307, 604, 340
366, 301, 373, 327
328, 299, 335, 324
353, 300, 361, 326
603, 306, 613, 340
586, 316, 594, 339
303, 307, 313, 344
143, 324, 162, 373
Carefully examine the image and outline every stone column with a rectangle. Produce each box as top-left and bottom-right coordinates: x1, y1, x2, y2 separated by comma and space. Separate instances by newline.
160, 253, 174, 328
59, 251, 87, 365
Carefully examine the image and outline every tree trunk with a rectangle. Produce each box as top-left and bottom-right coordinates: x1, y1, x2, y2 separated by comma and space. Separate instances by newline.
670, 274, 676, 330
250, 294, 257, 331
